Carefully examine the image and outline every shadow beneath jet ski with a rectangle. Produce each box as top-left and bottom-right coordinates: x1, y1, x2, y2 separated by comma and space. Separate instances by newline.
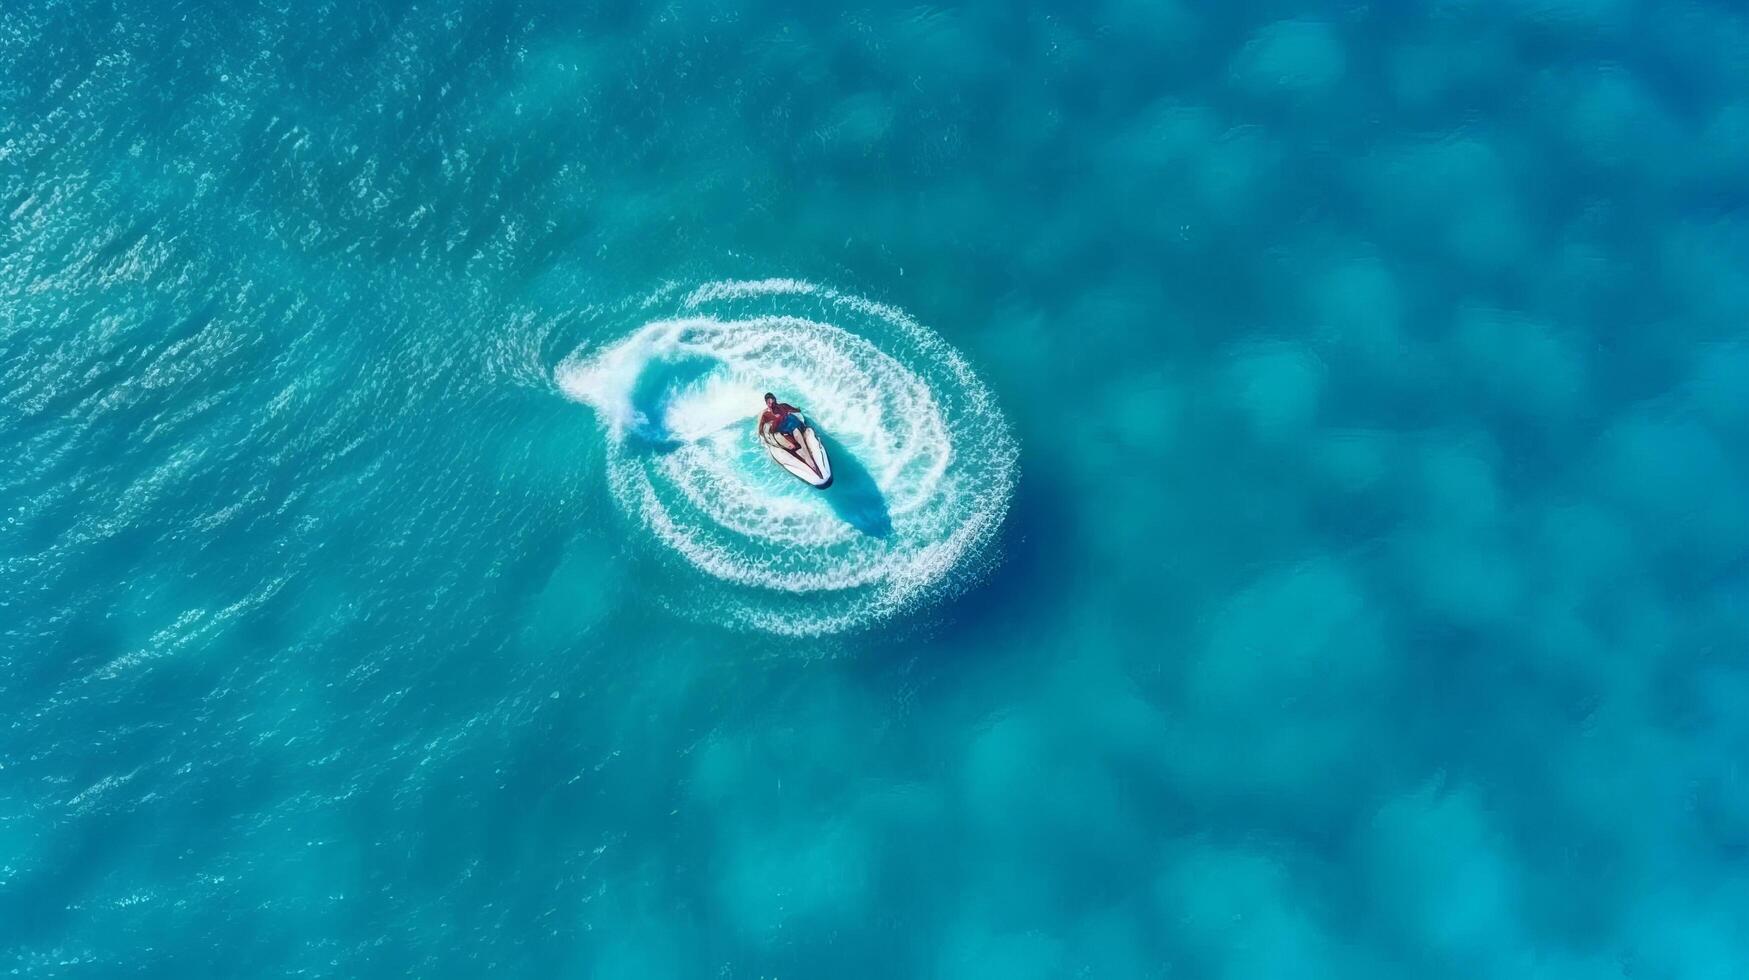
816, 428, 892, 538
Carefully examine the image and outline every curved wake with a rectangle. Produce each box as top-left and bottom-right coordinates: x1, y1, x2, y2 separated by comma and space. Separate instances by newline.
555, 279, 1016, 636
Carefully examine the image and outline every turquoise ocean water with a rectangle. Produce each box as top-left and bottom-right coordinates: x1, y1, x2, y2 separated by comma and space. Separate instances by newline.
5, 0, 1749, 975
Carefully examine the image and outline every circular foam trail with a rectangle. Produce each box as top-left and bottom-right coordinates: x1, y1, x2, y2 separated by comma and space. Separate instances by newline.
555, 279, 1017, 636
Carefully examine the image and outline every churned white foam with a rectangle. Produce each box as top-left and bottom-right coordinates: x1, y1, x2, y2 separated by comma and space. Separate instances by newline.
554, 279, 1017, 636
681, 278, 818, 307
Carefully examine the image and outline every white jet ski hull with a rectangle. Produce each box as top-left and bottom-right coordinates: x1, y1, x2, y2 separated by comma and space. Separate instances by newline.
759, 417, 833, 488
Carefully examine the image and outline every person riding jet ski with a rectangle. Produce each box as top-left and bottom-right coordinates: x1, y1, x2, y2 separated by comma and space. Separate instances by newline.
757, 392, 805, 451
756, 392, 832, 488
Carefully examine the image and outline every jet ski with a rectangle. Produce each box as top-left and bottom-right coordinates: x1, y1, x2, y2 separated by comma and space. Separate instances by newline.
758, 413, 833, 488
